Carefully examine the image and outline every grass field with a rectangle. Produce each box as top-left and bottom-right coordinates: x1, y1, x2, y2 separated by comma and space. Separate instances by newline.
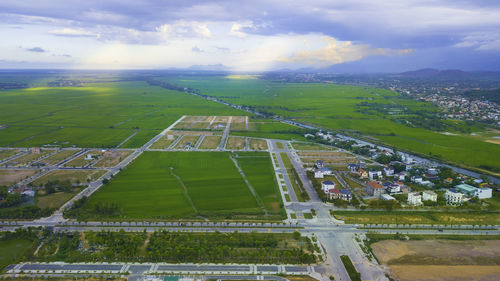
119, 130, 160, 148
32, 169, 106, 186
226, 136, 246, 150
0, 169, 39, 186
291, 142, 336, 151
198, 136, 222, 149
332, 210, 500, 225
162, 76, 500, 174
0, 149, 19, 161
78, 151, 283, 220
36, 189, 82, 209
5, 150, 52, 167
150, 135, 178, 149
40, 149, 79, 165
280, 152, 307, 202
63, 150, 103, 167
0, 239, 34, 270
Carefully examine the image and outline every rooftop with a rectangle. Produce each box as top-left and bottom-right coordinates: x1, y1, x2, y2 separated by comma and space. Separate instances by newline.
322, 180, 334, 185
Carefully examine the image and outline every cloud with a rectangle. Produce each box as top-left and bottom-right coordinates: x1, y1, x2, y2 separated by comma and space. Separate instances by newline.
192, 46, 204, 53
278, 36, 413, 67
50, 28, 97, 37
454, 32, 500, 51
155, 20, 211, 38
25, 47, 46, 53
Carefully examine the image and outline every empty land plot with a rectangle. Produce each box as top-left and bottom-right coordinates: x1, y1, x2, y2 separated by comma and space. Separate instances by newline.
79, 152, 264, 220
172, 121, 193, 129
175, 135, 200, 149
40, 149, 80, 165
372, 239, 500, 281
191, 122, 211, 129
63, 150, 103, 167
93, 150, 133, 167
298, 151, 352, 157
226, 136, 246, 150
214, 116, 230, 123
150, 135, 178, 149
0, 169, 39, 186
249, 139, 268, 150
5, 150, 52, 167
36, 189, 83, 209
230, 116, 247, 130
181, 116, 200, 122
234, 152, 284, 217
0, 149, 20, 161
198, 116, 215, 122
198, 136, 222, 149
292, 142, 336, 151
32, 169, 106, 186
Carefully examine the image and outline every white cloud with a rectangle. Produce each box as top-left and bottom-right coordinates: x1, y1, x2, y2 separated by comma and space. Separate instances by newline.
455, 32, 500, 51
156, 20, 211, 38
277, 36, 413, 67
50, 28, 97, 37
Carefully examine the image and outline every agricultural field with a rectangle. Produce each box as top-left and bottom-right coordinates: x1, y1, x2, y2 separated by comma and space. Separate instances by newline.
162, 76, 500, 174
198, 135, 222, 149
371, 238, 500, 281
35, 188, 83, 209
39, 149, 79, 166
0, 238, 34, 271
32, 169, 106, 187
292, 142, 336, 151
70, 151, 283, 220
225, 136, 246, 150
93, 150, 133, 167
0, 169, 39, 186
119, 130, 160, 148
0, 81, 241, 148
249, 138, 268, 150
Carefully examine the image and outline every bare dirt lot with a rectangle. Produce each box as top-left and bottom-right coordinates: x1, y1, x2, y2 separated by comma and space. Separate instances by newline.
225, 136, 246, 150
198, 136, 222, 149
32, 169, 106, 186
372, 239, 500, 281
249, 138, 268, 150
93, 150, 133, 167
0, 169, 39, 185
150, 135, 178, 149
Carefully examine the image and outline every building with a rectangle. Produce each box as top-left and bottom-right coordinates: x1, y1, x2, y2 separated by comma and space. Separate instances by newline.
384, 166, 395, 177
422, 190, 437, 202
445, 189, 464, 205
314, 169, 324, 179
84, 154, 94, 160
358, 169, 368, 179
455, 183, 492, 199
328, 188, 341, 200
407, 192, 423, 206
31, 147, 41, 154
366, 181, 384, 197
321, 180, 335, 194
369, 170, 382, 180
347, 163, 358, 173
315, 160, 324, 169
339, 189, 352, 201
320, 167, 332, 176
396, 171, 408, 181
386, 183, 401, 194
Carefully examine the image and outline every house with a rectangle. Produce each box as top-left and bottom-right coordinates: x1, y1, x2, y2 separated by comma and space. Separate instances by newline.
411, 176, 423, 184
357, 158, 367, 169
339, 189, 352, 201
386, 183, 401, 194
366, 181, 384, 197
214, 124, 225, 129
400, 185, 412, 194
315, 160, 324, 169
304, 133, 315, 138
445, 189, 464, 205
384, 166, 395, 177
21, 188, 35, 197
381, 194, 395, 201
407, 192, 423, 206
444, 177, 453, 184
424, 173, 439, 180
328, 188, 341, 200
320, 167, 332, 176
321, 180, 335, 194
420, 180, 434, 187
314, 169, 324, 179
427, 168, 439, 175
31, 147, 41, 154
369, 170, 382, 180
396, 171, 408, 181
358, 169, 368, 179
422, 190, 437, 202
455, 183, 492, 199
347, 163, 358, 173
84, 154, 94, 160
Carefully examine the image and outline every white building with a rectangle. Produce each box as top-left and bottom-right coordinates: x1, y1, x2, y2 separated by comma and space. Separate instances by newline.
321, 180, 335, 194
445, 189, 464, 205
407, 192, 423, 206
314, 169, 324, 179
384, 167, 395, 177
369, 170, 382, 180
84, 154, 94, 160
422, 190, 437, 202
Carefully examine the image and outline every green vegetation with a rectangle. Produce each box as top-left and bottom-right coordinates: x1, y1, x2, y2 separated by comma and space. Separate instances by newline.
0, 229, 38, 270
67, 151, 283, 220
163, 76, 500, 174
292, 142, 336, 151
0, 81, 242, 148
332, 210, 500, 225
340, 255, 361, 281
280, 152, 309, 201
30, 231, 316, 264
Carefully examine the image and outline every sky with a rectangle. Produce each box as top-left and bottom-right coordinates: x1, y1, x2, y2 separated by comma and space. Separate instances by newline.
1, 0, 500, 72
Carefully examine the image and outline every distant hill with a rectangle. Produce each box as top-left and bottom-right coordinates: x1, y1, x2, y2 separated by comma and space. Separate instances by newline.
186, 64, 230, 71
398, 68, 467, 78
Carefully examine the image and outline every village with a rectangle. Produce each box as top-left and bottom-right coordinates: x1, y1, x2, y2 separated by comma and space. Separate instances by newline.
304, 131, 497, 210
